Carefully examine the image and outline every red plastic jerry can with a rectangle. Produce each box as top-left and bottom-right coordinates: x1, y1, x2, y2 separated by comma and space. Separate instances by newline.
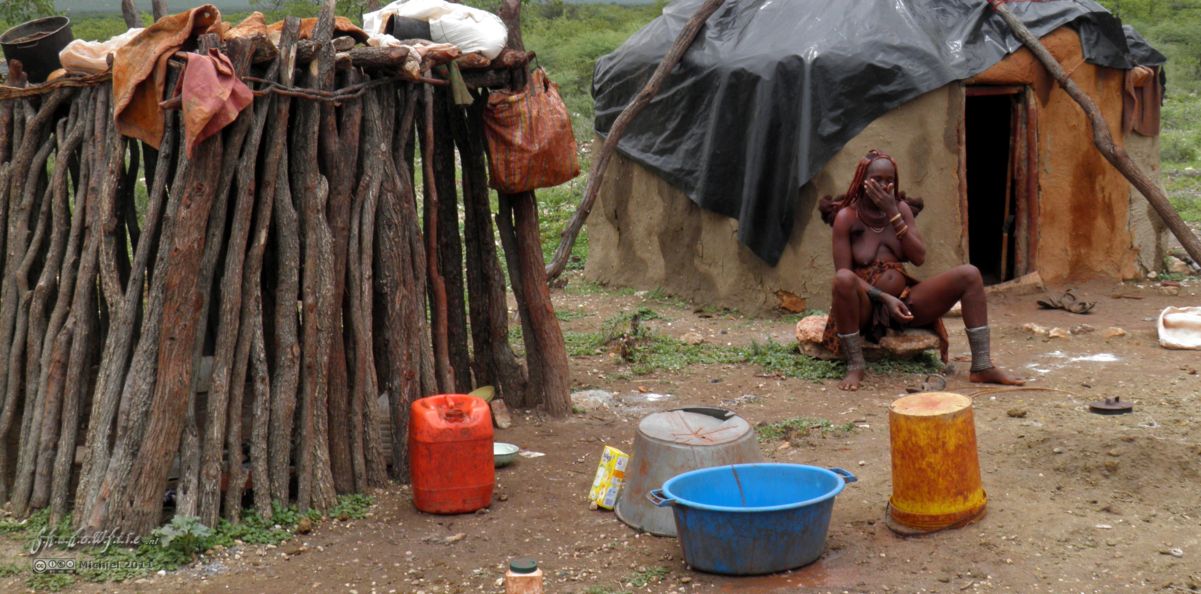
409, 394, 495, 514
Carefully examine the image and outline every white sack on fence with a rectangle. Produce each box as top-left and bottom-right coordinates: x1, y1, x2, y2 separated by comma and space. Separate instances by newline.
1158, 306, 1201, 349
363, 0, 507, 60
59, 28, 144, 75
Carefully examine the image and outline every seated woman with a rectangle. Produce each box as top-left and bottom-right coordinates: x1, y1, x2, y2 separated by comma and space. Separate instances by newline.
819, 149, 1023, 391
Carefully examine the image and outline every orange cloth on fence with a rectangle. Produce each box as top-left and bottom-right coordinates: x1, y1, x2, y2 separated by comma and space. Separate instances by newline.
112, 5, 223, 148
225, 12, 270, 40
266, 16, 369, 45
1122, 65, 1162, 137
181, 48, 252, 158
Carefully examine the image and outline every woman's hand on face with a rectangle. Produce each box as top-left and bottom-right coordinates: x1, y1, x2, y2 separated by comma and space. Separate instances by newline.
864, 179, 898, 214
882, 293, 913, 322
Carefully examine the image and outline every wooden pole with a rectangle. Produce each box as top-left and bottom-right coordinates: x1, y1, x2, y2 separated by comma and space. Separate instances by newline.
990, 0, 1201, 268
121, 0, 139, 28
454, 95, 528, 406
421, 74, 456, 394
152, 0, 167, 22
494, 0, 574, 416
268, 17, 302, 508
545, 0, 727, 281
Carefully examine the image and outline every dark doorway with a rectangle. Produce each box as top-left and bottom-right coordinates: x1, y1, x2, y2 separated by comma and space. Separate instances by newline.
964, 88, 1030, 284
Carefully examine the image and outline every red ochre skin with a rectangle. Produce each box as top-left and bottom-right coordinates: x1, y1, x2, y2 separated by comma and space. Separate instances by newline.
409, 394, 495, 514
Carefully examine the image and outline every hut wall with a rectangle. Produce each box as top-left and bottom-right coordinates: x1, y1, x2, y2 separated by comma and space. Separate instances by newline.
586, 27, 1167, 313
971, 27, 1148, 282
1125, 132, 1168, 273
584, 85, 964, 313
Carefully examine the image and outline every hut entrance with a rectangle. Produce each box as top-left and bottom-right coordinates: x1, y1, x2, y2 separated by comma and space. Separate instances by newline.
963, 86, 1037, 284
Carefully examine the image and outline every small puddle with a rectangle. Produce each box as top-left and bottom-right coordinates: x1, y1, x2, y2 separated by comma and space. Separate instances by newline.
715, 551, 856, 592
1069, 353, 1119, 363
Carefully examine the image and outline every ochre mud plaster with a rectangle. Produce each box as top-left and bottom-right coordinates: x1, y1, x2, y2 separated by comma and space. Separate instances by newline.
586, 28, 1162, 312
971, 28, 1142, 282
586, 87, 962, 313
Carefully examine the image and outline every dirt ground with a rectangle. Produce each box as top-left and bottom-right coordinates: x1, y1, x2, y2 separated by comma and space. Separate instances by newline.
3, 274, 1200, 593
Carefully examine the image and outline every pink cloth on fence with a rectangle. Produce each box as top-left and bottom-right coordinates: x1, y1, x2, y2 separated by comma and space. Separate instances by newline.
181, 48, 252, 157
112, 5, 222, 148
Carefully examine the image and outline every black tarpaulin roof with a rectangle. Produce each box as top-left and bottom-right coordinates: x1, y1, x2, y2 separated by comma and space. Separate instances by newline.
592, 0, 1166, 266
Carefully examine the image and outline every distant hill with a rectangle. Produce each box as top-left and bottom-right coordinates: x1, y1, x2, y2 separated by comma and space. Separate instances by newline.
54, 0, 654, 16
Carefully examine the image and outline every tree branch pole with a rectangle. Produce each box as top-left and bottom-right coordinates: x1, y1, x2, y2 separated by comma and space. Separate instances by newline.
990, 0, 1201, 267
152, 0, 167, 22
545, 0, 727, 281
121, 0, 139, 28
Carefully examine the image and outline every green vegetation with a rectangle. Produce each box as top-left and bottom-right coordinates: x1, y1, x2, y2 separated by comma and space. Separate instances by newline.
564, 308, 941, 378
583, 564, 670, 593
555, 308, 591, 321
0, 495, 372, 587
0, 0, 55, 28
584, 587, 628, 594
756, 417, 857, 442
327, 492, 373, 520
522, 3, 662, 265
626, 565, 669, 588
1099, 0, 1201, 224
26, 573, 74, 592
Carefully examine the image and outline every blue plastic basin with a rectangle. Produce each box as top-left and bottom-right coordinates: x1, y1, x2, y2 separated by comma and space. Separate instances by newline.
649, 463, 856, 576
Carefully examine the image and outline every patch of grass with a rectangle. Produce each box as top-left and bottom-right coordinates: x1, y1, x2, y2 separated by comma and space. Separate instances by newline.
564, 331, 607, 357
555, 309, 591, 322
26, 573, 74, 592
600, 307, 662, 338
869, 351, 945, 375
626, 565, 669, 588
0, 562, 22, 577
693, 304, 743, 319
1166, 169, 1201, 224
643, 288, 691, 308
757, 417, 857, 442
584, 587, 630, 594
737, 340, 844, 380
624, 336, 743, 374
17, 496, 372, 585
328, 493, 373, 521
0, 517, 29, 535
208, 514, 293, 549
563, 317, 941, 380
562, 279, 636, 297
536, 179, 590, 270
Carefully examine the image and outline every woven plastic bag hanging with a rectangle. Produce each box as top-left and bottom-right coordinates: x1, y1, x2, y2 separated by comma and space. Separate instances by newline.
483, 68, 580, 193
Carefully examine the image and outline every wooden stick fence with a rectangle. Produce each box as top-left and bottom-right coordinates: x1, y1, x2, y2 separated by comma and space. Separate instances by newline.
0, 1, 571, 536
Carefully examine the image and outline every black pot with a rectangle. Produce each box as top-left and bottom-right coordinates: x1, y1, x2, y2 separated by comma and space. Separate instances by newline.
387, 16, 432, 42
1, 16, 74, 83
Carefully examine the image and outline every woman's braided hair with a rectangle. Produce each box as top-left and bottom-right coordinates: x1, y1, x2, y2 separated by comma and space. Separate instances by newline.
819, 149, 922, 226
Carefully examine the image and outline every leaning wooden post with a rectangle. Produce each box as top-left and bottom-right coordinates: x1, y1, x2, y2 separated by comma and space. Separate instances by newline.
496, 0, 572, 417
545, 0, 728, 282
990, 0, 1201, 267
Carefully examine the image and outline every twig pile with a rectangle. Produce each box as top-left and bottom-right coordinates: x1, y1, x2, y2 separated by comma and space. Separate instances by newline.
0, 2, 570, 536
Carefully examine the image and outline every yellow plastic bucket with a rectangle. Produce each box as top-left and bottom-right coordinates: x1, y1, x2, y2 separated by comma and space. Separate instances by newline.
886, 392, 986, 534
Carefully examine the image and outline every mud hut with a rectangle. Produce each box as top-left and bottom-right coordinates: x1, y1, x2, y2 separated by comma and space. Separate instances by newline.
584, 0, 1169, 313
